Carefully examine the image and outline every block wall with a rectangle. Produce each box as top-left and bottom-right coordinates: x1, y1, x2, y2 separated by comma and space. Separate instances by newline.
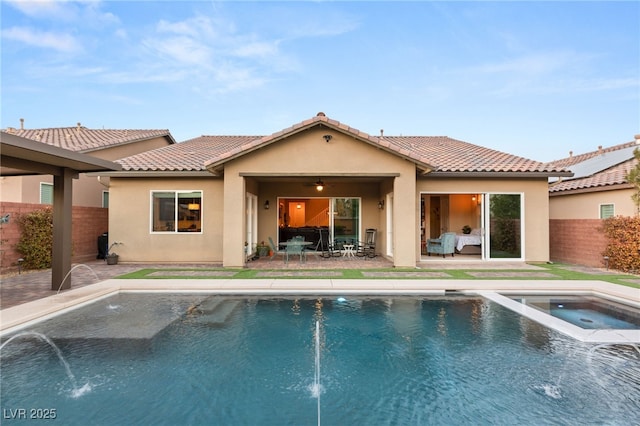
549, 219, 608, 268
0, 202, 108, 273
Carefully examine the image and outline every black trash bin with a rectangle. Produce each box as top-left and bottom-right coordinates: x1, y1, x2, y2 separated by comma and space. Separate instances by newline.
97, 232, 108, 259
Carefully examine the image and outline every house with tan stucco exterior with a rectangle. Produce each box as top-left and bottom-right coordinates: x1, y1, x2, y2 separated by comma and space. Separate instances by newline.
547, 136, 640, 267
100, 113, 570, 268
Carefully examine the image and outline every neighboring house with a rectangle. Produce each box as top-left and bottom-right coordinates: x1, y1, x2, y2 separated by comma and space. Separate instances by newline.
1, 122, 176, 207
102, 113, 569, 268
0, 123, 175, 270
547, 136, 640, 267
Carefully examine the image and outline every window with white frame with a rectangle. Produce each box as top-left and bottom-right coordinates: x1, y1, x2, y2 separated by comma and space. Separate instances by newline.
40, 183, 53, 204
599, 203, 614, 219
151, 191, 202, 233
102, 191, 109, 208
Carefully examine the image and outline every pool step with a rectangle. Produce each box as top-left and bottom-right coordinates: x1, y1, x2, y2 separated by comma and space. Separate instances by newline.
192, 297, 240, 326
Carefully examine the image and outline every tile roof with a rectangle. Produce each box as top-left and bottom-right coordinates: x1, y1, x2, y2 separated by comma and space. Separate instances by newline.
116, 113, 569, 175
3, 126, 174, 153
547, 140, 639, 193
117, 136, 261, 172
385, 136, 557, 173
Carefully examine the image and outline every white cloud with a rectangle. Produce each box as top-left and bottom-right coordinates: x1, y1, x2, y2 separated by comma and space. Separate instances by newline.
233, 41, 279, 58
135, 14, 289, 92
156, 15, 227, 39
6, 0, 119, 26
5, 0, 69, 19
2, 26, 81, 53
455, 50, 633, 98
143, 36, 213, 67
572, 77, 639, 92
472, 51, 590, 76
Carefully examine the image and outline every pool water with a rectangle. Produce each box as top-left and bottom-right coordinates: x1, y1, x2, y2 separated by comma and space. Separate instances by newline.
508, 295, 640, 330
1, 294, 639, 425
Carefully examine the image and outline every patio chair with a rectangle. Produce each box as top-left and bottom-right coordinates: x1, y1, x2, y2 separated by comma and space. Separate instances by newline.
427, 232, 456, 258
268, 237, 285, 261
356, 228, 377, 258
318, 228, 341, 258
285, 239, 306, 264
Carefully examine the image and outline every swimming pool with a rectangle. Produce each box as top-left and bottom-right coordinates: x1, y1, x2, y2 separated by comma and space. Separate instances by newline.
1, 294, 639, 425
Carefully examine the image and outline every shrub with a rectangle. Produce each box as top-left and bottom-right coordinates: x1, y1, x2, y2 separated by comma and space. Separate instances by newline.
626, 147, 640, 215
601, 216, 640, 273
16, 208, 53, 270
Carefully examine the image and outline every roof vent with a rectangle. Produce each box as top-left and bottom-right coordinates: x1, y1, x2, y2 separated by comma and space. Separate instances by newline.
76, 122, 82, 132
597, 145, 603, 154
20, 118, 24, 130
316, 112, 325, 117
380, 129, 384, 137
635, 134, 640, 145
569, 150, 573, 158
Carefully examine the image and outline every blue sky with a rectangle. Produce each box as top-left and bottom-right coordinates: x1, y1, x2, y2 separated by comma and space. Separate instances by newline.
2, 1, 638, 162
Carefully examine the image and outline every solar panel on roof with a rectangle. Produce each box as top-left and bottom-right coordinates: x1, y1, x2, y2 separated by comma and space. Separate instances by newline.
566, 146, 637, 180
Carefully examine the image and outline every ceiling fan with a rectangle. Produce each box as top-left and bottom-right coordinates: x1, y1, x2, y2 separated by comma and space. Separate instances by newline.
303, 178, 330, 191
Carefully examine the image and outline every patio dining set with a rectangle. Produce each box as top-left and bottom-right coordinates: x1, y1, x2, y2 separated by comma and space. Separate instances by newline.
269, 228, 377, 264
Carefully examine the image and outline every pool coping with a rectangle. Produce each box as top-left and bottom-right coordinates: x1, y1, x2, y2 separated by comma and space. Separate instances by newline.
1, 279, 639, 343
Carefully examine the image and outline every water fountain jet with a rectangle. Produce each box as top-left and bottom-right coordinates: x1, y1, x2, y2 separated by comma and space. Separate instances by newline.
313, 320, 321, 426
56, 264, 100, 294
0, 331, 91, 397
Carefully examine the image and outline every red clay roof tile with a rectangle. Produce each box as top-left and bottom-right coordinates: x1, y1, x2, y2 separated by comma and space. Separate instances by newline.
5, 127, 174, 153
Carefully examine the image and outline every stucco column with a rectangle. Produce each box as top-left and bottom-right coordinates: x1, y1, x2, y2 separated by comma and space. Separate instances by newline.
222, 170, 246, 267
51, 168, 76, 291
392, 173, 417, 267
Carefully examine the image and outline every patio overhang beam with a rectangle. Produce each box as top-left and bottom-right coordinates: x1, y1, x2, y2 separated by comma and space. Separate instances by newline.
239, 172, 400, 178
425, 171, 574, 179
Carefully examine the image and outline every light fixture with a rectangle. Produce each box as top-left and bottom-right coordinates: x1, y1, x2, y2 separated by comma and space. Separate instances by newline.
187, 203, 200, 211
264, 200, 270, 210
315, 179, 324, 192
296, 203, 302, 209
323, 134, 332, 143
378, 200, 385, 210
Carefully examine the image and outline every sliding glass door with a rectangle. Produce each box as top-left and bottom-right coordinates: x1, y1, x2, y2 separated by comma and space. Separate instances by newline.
484, 193, 522, 260
330, 198, 360, 244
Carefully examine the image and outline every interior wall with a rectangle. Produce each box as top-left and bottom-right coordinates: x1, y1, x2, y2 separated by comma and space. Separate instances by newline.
448, 194, 481, 234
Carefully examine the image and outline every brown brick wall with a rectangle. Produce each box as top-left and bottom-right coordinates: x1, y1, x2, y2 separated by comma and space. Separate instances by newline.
549, 219, 608, 268
0, 202, 108, 273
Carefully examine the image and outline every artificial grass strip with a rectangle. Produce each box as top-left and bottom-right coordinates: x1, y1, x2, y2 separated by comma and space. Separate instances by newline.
113, 264, 639, 288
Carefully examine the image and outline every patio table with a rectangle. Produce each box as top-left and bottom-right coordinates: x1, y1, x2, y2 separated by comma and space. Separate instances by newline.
342, 244, 355, 258
279, 241, 313, 264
